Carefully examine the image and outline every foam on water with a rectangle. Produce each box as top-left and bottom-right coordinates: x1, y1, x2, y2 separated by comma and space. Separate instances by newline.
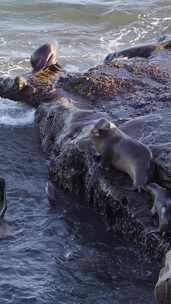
0, 98, 35, 126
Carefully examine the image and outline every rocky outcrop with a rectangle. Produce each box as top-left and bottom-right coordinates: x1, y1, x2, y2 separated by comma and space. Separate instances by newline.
35, 96, 171, 260
1, 41, 171, 259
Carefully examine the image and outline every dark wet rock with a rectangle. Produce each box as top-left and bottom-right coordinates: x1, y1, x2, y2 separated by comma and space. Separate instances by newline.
35, 96, 171, 261
0, 64, 64, 107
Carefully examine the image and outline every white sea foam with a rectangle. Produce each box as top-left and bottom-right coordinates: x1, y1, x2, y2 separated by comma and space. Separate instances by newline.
0, 98, 35, 126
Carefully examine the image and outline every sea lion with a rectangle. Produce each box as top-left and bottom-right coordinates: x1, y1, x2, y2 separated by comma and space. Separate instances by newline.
146, 183, 171, 232
90, 118, 154, 191
0, 177, 7, 218
10, 42, 65, 106
104, 39, 171, 63
155, 249, 171, 304
31, 42, 59, 72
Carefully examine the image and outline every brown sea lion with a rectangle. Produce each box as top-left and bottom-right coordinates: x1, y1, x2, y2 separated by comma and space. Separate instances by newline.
90, 118, 154, 191
155, 249, 171, 304
146, 183, 171, 232
104, 38, 171, 62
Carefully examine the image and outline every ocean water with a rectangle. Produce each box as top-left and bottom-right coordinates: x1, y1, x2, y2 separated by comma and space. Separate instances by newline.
0, 0, 168, 303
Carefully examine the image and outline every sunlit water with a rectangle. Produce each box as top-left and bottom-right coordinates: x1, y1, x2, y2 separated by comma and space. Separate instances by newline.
0, 0, 169, 302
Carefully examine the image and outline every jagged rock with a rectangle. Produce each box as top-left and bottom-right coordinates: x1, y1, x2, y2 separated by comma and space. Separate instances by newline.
35, 97, 171, 260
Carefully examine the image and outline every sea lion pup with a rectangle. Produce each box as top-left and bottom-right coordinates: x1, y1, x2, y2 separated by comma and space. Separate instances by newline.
31, 42, 63, 73
146, 183, 171, 232
0, 178, 7, 218
155, 249, 171, 304
90, 118, 154, 191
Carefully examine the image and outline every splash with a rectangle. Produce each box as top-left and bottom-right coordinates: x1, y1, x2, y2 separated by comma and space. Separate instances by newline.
0, 98, 35, 126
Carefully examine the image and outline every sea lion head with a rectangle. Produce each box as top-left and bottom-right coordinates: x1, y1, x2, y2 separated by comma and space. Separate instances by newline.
31, 42, 58, 72
90, 118, 117, 139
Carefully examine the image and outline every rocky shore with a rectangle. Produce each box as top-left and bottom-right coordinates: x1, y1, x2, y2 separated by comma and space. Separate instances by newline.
1, 41, 171, 261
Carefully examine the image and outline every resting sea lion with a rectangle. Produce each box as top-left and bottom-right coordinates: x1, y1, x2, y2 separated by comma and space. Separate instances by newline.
0, 177, 7, 218
104, 39, 171, 62
155, 249, 171, 304
90, 118, 154, 191
146, 183, 171, 232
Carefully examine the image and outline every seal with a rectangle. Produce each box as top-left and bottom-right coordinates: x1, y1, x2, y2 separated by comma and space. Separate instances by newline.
146, 183, 171, 232
31, 41, 59, 72
155, 249, 171, 304
104, 38, 171, 63
90, 118, 154, 190
0, 177, 7, 218
30, 42, 64, 87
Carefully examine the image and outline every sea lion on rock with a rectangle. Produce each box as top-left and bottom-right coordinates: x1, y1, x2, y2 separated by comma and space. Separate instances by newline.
104, 39, 171, 62
146, 183, 171, 232
155, 249, 171, 304
90, 118, 154, 191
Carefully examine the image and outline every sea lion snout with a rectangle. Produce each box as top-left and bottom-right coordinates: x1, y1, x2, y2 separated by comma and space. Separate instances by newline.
31, 42, 58, 72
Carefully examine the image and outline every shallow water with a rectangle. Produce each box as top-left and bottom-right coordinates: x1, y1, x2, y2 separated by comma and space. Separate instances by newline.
0, 0, 168, 302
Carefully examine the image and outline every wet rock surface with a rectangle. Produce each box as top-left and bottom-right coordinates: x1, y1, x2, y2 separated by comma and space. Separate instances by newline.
2, 41, 171, 259
35, 96, 171, 260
